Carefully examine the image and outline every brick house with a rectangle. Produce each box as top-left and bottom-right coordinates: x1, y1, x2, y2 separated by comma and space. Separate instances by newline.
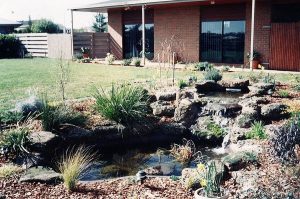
71, 0, 300, 71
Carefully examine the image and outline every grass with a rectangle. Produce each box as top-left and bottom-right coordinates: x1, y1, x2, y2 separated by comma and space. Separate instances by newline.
93, 84, 148, 124
0, 58, 298, 111
57, 146, 95, 191
0, 164, 22, 178
246, 121, 267, 140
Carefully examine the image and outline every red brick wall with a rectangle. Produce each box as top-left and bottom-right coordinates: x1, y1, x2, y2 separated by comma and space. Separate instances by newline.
154, 6, 200, 62
245, 1, 271, 66
108, 9, 123, 59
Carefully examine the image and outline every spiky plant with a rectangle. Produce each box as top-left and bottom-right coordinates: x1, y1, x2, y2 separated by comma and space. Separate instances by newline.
204, 161, 224, 197
246, 121, 267, 140
58, 146, 95, 191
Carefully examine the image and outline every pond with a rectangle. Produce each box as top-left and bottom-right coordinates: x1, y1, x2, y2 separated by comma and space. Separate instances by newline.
80, 145, 227, 181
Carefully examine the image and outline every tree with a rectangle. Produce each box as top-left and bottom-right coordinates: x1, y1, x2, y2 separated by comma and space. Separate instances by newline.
92, 13, 107, 32
31, 19, 62, 33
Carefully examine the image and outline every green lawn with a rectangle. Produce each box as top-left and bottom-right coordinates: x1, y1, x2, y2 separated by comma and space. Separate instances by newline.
0, 58, 298, 111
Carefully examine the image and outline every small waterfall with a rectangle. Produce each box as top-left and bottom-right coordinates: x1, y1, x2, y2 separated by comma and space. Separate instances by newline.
212, 133, 230, 155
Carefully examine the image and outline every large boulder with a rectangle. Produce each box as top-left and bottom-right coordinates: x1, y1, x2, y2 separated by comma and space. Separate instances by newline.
219, 79, 249, 91
156, 90, 177, 101
203, 103, 242, 117
19, 166, 61, 183
236, 112, 258, 128
150, 101, 176, 117
261, 103, 288, 120
29, 131, 59, 151
195, 80, 224, 93
174, 98, 201, 127
222, 152, 258, 171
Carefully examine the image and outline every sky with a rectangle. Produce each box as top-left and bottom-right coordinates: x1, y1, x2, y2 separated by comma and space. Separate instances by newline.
0, 0, 105, 29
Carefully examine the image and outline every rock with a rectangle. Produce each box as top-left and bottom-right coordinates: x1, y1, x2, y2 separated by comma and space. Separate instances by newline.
236, 112, 258, 128
15, 153, 44, 169
227, 126, 249, 143
219, 79, 249, 91
0, 193, 5, 199
181, 168, 200, 188
178, 88, 198, 100
144, 166, 163, 176
231, 170, 259, 193
174, 98, 201, 127
226, 140, 263, 154
145, 164, 175, 176
203, 103, 242, 117
150, 101, 176, 117
29, 131, 59, 151
195, 80, 224, 93
154, 123, 187, 135
156, 91, 177, 101
252, 82, 274, 92
19, 166, 61, 183
222, 151, 258, 171
261, 103, 288, 120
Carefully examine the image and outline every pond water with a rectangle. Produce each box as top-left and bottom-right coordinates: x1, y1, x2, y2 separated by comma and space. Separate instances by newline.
81, 145, 227, 181
204, 91, 245, 104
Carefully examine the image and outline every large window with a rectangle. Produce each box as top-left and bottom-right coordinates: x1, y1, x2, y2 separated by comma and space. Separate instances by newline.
123, 24, 154, 60
201, 20, 245, 64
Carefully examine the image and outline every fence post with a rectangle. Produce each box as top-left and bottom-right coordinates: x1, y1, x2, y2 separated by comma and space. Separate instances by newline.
91, 33, 95, 58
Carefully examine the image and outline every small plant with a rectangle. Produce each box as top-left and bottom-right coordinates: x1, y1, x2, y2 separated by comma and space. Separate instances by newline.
271, 114, 300, 163
221, 65, 230, 72
0, 127, 31, 157
203, 67, 222, 82
194, 62, 213, 71
0, 164, 22, 178
80, 47, 90, 55
58, 146, 95, 191
178, 80, 188, 89
133, 58, 141, 67
105, 53, 115, 65
40, 97, 86, 132
0, 111, 23, 125
192, 119, 225, 139
168, 139, 202, 163
246, 121, 267, 140
93, 84, 148, 124
121, 59, 131, 66
277, 90, 290, 98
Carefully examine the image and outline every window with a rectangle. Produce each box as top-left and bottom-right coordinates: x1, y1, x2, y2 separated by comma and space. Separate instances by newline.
201, 20, 245, 64
123, 24, 154, 60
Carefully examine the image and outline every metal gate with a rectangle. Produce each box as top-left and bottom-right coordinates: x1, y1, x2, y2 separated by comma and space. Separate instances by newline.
269, 22, 300, 71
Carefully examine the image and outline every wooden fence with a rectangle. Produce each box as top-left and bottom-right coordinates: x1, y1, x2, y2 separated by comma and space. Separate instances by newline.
73, 32, 110, 58
15, 33, 48, 57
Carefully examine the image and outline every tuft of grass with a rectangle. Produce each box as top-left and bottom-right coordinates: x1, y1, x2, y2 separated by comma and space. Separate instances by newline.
277, 90, 290, 98
58, 146, 95, 191
246, 121, 267, 140
121, 59, 132, 66
178, 79, 188, 89
203, 67, 222, 82
93, 84, 149, 124
0, 164, 22, 178
0, 127, 31, 157
40, 97, 86, 132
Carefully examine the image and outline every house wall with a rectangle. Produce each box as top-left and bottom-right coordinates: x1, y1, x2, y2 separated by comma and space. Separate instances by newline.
108, 10, 123, 59
245, 1, 272, 66
153, 6, 200, 62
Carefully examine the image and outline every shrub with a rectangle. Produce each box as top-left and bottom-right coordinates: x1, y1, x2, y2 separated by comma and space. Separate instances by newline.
169, 139, 202, 163
245, 121, 267, 140
93, 84, 148, 124
105, 53, 115, 65
203, 67, 222, 82
194, 62, 213, 71
40, 99, 86, 132
58, 146, 95, 191
121, 59, 131, 66
133, 58, 141, 67
15, 95, 43, 117
271, 115, 300, 163
277, 90, 290, 98
178, 80, 188, 89
0, 111, 23, 125
0, 35, 22, 58
31, 19, 61, 33
0, 164, 22, 178
0, 127, 31, 157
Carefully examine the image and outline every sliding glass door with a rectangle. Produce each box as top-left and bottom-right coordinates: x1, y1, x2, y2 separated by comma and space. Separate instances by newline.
201, 20, 245, 64
123, 24, 154, 60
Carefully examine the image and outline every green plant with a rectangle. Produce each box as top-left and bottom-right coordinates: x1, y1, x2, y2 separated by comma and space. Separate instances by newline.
105, 53, 115, 65
0, 164, 22, 178
193, 119, 225, 138
168, 139, 202, 163
133, 58, 141, 67
247, 50, 261, 61
204, 161, 224, 197
93, 84, 148, 124
194, 62, 213, 71
277, 90, 290, 98
58, 146, 95, 191
121, 59, 132, 66
221, 65, 230, 72
40, 98, 86, 132
0, 111, 23, 125
92, 13, 107, 32
80, 47, 90, 54
178, 80, 188, 89
203, 67, 222, 82
0, 127, 31, 157
31, 19, 62, 33
0, 34, 22, 58
246, 121, 267, 140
